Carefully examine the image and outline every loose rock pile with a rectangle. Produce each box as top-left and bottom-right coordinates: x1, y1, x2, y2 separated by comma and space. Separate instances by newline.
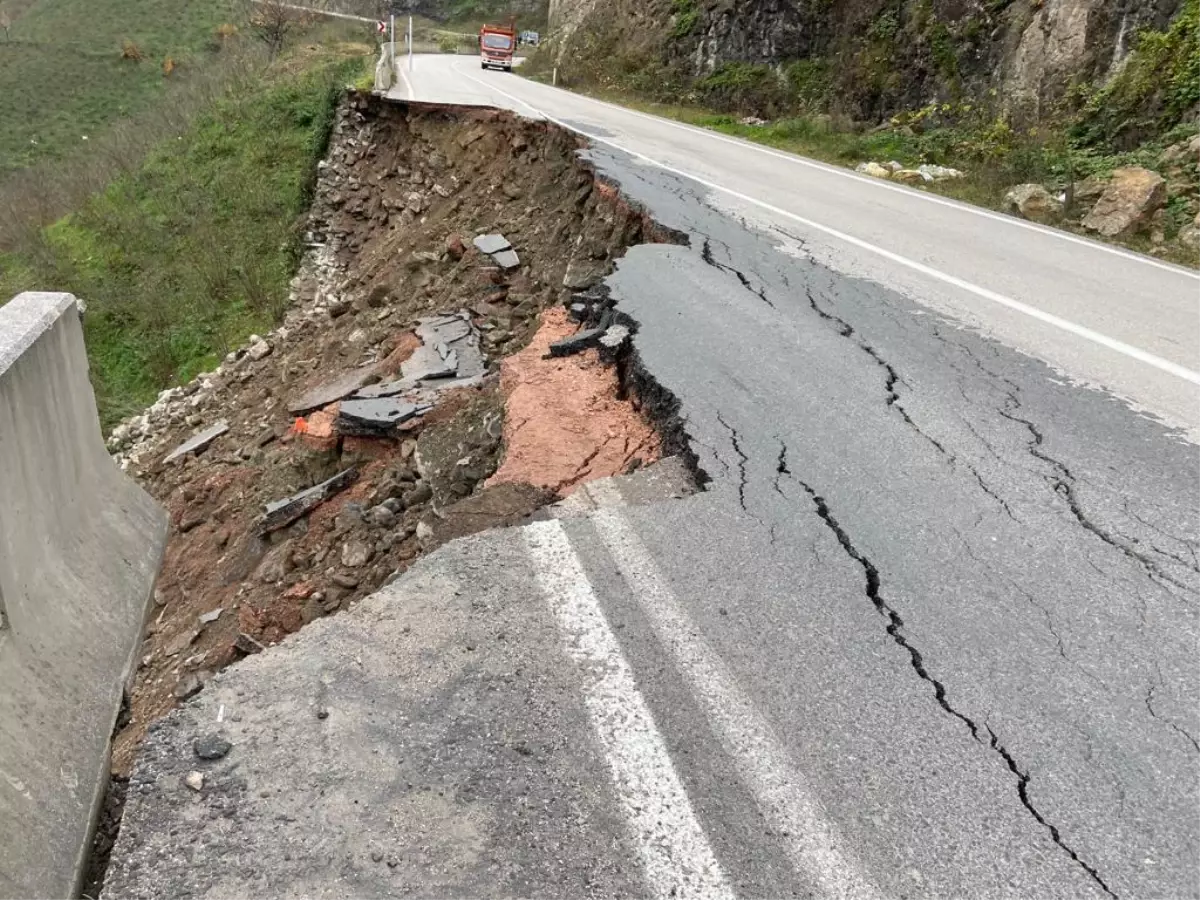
855, 160, 966, 183
105, 94, 674, 776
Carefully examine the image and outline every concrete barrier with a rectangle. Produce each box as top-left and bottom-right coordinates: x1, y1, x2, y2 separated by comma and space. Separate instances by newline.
0, 292, 167, 899
374, 41, 394, 92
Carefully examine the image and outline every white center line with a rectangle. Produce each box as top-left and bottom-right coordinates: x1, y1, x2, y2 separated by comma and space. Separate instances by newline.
523, 519, 734, 900
455, 63, 1200, 386
590, 509, 885, 900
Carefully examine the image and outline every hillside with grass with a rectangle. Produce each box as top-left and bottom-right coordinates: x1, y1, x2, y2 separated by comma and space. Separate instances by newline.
0, 0, 242, 175
1, 17, 369, 425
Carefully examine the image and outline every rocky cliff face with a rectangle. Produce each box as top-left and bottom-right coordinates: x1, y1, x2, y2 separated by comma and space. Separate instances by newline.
1003, 0, 1179, 121
547, 0, 1186, 124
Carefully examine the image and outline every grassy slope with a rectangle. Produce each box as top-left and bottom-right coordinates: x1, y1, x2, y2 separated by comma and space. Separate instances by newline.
2, 47, 367, 427
0, 0, 236, 174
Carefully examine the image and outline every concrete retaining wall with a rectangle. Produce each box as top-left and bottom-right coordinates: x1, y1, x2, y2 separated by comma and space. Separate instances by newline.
0, 292, 167, 899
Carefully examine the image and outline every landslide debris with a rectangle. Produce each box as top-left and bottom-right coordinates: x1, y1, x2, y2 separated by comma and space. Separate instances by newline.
488, 305, 660, 493
104, 94, 684, 777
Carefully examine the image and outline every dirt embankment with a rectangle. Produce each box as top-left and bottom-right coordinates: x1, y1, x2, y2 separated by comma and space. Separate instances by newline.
103, 94, 686, 778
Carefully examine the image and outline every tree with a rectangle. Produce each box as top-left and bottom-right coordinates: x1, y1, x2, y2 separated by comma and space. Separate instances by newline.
248, 0, 298, 58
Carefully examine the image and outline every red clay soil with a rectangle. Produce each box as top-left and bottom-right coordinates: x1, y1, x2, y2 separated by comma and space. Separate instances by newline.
487, 306, 660, 495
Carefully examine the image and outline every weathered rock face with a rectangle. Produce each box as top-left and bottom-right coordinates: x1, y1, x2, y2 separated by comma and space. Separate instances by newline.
1081, 166, 1168, 236
548, 0, 1184, 124
1001, 0, 1180, 123
687, 0, 818, 73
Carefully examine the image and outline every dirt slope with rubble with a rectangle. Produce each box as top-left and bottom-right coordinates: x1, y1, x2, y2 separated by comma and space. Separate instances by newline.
103, 95, 685, 779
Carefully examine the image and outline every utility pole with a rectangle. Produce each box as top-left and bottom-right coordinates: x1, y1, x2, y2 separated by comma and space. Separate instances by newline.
408, 13, 413, 71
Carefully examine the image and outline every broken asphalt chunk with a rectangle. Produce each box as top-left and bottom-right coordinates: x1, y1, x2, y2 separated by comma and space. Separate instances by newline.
337, 398, 421, 436
471, 234, 520, 269
491, 249, 520, 270
164, 421, 229, 463
599, 324, 631, 350
416, 314, 471, 344
288, 366, 377, 415
472, 233, 511, 255
197, 608, 223, 626
417, 312, 485, 379
547, 326, 605, 358
352, 378, 417, 400
259, 468, 358, 534
401, 344, 457, 381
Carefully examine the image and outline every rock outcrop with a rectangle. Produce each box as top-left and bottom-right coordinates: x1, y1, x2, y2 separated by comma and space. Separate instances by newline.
1004, 184, 1064, 224
547, 0, 1186, 126
1081, 166, 1168, 237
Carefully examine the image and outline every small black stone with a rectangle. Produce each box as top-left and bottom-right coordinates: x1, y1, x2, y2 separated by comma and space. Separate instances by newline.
193, 734, 232, 761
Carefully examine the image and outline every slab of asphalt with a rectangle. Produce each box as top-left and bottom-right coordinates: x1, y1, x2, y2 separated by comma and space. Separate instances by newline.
106, 128, 1199, 899
103, 531, 649, 900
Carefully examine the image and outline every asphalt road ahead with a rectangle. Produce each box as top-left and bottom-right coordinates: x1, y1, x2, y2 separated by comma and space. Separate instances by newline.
384, 58, 1200, 898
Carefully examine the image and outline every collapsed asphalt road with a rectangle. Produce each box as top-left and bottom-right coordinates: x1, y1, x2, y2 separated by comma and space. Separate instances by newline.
105, 97, 1199, 900
578, 146, 1199, 897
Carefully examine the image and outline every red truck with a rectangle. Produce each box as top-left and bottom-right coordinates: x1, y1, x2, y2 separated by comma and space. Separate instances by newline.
479, 23, 516, 71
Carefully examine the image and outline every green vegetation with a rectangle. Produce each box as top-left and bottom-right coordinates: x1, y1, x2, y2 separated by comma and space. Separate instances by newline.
1073, 0, 1199, 148
532, 0, 1198, 263
438, 0, 547, 31
696, 62, 786, 115
0, 0, 239, 175
671, 0, 699, 38
1, 50, 367, 427
572, 89, 1198, 264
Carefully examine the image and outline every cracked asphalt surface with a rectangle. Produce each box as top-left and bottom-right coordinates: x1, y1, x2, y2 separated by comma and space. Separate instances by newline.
384, 58, 1200, 898
589, 158, 1198, 896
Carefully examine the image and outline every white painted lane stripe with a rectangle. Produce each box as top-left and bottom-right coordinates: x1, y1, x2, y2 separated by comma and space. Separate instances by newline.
583, 477, 624, 508
471, 62, 1197, 280
396, 63, 414, 101
456, 64, 1200, 386
523, 519, 734, 900
590, 509, 884, 900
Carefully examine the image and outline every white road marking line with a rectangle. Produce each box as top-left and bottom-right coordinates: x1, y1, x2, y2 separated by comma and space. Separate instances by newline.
583, 477, 624, 507
463, 61, 1197, 280
523, 519, 734, 900
395, 61, 414, 101
456, 64, 1200, 386
590, 509, 884, 900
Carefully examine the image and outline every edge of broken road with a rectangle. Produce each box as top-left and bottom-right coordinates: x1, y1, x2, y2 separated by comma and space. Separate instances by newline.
95, 94, 723, 896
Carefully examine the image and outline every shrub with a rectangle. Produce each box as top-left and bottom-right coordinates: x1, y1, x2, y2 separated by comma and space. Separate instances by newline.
696, 62, 786, 116
671, 0, 699, 38
1073, 0, 1199, 147
784, 58, 832, 112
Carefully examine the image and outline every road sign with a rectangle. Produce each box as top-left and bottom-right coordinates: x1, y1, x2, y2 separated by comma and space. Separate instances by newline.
376, 20, 386, 34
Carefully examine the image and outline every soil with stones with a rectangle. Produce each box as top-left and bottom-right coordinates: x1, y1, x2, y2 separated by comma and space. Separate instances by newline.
103, 94, 684, 783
